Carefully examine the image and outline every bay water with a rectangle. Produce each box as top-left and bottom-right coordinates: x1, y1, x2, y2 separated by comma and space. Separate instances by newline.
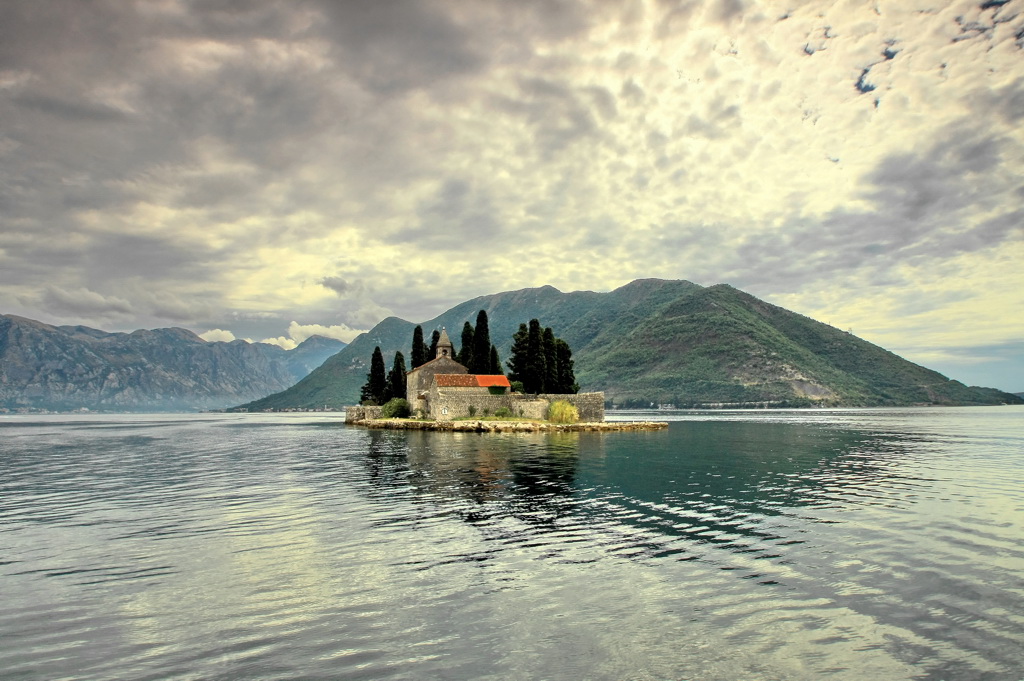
1, 407, 1022, 680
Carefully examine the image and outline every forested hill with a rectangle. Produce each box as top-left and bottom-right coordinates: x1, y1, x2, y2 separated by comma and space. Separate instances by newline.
239, 279, 1022, 410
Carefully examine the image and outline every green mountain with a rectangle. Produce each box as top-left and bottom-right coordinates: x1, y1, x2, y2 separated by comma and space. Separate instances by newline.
239, 280, 1022, 410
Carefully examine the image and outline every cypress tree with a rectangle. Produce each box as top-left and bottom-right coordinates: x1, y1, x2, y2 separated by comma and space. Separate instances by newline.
411, 326, 426, 369
362, 346, 387, 405
524, 319, 545, 394
554, 339, 578, 393
429, 329, 440, 360
542, 327, 558, 393
489, 344, 502, 375
458, 321, 475, 369
472, 310, 491, 374
387, 351, 407, 402
506, 323, 528, 383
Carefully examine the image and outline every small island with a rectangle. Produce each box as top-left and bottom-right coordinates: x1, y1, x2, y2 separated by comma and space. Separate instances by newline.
345, 315, 666, 432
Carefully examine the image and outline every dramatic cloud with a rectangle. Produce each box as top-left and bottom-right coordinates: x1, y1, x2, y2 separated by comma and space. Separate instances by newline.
1, 0, 1022, 389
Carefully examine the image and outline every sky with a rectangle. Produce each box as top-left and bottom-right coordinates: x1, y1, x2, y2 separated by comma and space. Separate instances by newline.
1, 0, 1022, 391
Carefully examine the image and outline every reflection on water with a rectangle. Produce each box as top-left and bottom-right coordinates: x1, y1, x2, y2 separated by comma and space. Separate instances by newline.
0, 408, 1022, 680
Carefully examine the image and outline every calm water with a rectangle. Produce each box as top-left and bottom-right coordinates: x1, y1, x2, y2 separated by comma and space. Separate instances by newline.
1, 407, 1022, 680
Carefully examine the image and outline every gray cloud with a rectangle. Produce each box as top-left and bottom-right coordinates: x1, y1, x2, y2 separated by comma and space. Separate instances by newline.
392, 177, 506, 250
0, 0, 1021, 391
41, 286, 134, 318
636, 119, 1024, 295
492, 76, 602, 156
313, 0, 486, 95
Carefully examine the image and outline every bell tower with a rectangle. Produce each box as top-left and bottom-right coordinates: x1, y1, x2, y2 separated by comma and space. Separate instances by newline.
436, 328, 454, 359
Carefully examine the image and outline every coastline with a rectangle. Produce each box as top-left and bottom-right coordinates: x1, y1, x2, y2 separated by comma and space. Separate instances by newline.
352, 418, 668, 432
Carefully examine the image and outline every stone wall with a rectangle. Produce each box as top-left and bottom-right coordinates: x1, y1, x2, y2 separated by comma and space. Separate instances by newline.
345, 405, 382, 423
426, 387, 605, 422
538, 393, 605, 422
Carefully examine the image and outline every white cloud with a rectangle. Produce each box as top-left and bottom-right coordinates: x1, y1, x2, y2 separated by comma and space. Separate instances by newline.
259, 335, 297, 350
258, 321, 363, 351
199, 328, 236, 342
286, 321, 361, 344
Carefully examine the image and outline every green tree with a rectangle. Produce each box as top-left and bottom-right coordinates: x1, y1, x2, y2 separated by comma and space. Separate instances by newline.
472, 310, 491, 373
387, 351, 407, 402
360, 346, 387, 405
524, 319, 546, 394
458, 321, 475, 368
411, 326, 427, 369
489, 344, 502, 375
554, 338, 578, 393
429, 329, 440, 360
542, 326, 558, 393
380, 398, 410, 418
506, 323, 529, 383
506, 319, 577, 393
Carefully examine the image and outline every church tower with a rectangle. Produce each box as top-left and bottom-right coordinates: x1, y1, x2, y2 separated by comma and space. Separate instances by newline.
435, 328, 454, 359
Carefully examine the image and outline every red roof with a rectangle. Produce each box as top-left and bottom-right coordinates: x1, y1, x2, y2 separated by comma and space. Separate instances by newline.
474, 375, 511, 388
434, 374, 511, 388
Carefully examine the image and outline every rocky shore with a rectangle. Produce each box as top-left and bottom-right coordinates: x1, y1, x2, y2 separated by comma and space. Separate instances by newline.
353, 418, 668, 432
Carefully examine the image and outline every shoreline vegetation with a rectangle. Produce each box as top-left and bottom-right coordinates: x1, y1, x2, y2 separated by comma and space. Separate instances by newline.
350, 417, 668, 432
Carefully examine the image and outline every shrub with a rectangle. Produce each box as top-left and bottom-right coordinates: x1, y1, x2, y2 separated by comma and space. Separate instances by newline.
380, 398, 411, 419
468, 405, 477, 417
510, 381, 525, 393
494, 407, 513, 418
547, 400, 579, 424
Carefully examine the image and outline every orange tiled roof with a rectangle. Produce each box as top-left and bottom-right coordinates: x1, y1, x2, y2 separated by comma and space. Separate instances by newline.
434, 374, 511, 388
474, 375, 511, 388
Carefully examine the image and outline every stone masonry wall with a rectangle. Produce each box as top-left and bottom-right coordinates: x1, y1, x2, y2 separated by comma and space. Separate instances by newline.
348, 392, 605, 423
538, 393, 605, 422
345, 405, 382, 423
428, 388, 605, 422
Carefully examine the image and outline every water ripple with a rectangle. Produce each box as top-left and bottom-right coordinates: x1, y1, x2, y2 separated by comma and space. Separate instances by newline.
1, 409, 1023, 680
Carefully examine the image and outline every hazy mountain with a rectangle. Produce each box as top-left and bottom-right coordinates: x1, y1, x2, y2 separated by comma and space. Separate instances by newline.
256, 335, 350, 383
240, 280, 1021, 410
0, 315, 344, 411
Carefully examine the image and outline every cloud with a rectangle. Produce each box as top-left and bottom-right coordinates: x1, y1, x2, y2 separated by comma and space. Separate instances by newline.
260, 320, 362, 350
40, 285, 134, 319
199, 328, 236, 342
287, 320, 360, 344
391, 177, 506, 250
314, 1, 486, 95
0, 0, 1021, 390
318, 277, 364, 296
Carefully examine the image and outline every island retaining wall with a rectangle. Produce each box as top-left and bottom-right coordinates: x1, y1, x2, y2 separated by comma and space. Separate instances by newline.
345, 405, 382, 423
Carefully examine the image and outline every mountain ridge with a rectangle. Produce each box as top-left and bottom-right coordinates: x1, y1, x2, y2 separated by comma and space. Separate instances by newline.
0, 315, 345, 411
240, 279, 1021, 410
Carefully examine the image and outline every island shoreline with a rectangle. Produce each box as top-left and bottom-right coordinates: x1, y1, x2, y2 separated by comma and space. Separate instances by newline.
351, 418, 668, 432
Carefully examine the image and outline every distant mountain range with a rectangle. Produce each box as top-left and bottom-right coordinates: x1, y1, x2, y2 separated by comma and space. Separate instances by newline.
0, 315, 344, 411
241, 279, 1022, 410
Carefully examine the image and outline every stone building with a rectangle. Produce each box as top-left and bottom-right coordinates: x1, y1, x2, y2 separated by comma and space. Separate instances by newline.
403, 327, 605, 422
405, 328, 468, 414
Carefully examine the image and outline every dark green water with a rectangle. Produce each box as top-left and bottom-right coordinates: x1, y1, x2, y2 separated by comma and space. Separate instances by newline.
1, 407, 1022, 680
